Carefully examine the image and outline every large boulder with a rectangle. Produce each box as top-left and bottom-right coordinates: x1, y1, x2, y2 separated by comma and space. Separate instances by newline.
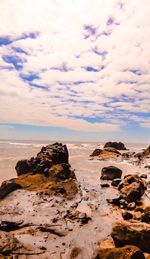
104, 142, 127, 150
1, 143, 78, 200
111, 221, 150, 253
118, 175, 145, 202
95, 245, 145, 259
101, 166, 122, 180
15, 142, 69, 176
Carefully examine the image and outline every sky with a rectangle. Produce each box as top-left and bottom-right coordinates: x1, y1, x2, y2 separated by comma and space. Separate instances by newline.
0, 0, 150, 143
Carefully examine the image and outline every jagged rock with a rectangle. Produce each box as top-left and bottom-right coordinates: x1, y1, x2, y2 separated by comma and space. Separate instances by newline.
0, 180, 22, 199
15, 142, 69, 176
104, 142, 127, 150
111, 178, 122, 187
122, 211, 133, 220
0, 231, 18, 255
95, 245, 145, 259
0, 143, 79, 199
141, 206, 150, 223
111, 221, 150, 253
101, 166, 122, 180
118, 175, 145, 202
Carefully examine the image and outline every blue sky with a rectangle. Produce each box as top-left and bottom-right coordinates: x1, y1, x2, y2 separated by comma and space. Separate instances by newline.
0, 0, 150, 143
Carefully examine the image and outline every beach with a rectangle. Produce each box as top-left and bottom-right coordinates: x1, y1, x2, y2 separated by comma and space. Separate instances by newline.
0, 141, 150, 258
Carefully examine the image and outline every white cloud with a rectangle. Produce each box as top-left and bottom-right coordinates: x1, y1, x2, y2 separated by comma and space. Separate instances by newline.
0, 0, 150, 133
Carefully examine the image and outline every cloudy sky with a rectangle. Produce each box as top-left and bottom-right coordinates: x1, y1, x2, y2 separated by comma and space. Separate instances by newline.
0, 0, 150, 142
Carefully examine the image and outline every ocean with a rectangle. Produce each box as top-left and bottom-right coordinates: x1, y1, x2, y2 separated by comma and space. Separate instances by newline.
0, 140, 147, 185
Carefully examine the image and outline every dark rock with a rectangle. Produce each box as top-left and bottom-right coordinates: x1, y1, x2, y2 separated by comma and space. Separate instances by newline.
101, 166, 122, 180
0, 220, 24, 231
107, 198, 121, 206
140, 174, 147, 179
127, 202, 136, 210
95, 245, 145, 259
111, 178, 122, 187
111, 221, 150, 253
100, 183, 110, 188
118, 175, 145, 202
122, 211, 133, 220
141, 206, 150, 223
90, 149, 102, 157
15, 143, 69, 176
104, 142, 127, 150
0, 180, 22, 199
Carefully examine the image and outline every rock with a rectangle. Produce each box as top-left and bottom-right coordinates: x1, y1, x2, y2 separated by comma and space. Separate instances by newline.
118, 175, 145, 202
103, 147, 120, 154
101, 166, 122, 180
140, 174, 147, 179
133, 211, 142, 221
90, 149, 102, 157
104, 142, 127, 150
1, 143, 79, 199
15, 159, 33, 176
127, 202, 136, 210
111, 178, 122, 187
135, 146, 150, 160
15, 142, 69, 176
141, 206, 150, 223
49, 163, 76, 181
122, 152, 134, 160
0, 231, 18, 255
122, 211, 133, 220
100, 183, 110, 188
90, 148, 121, 159
0, 180, 22, 199
95, 245, 145, 259
142, 146, 150, 158
15, 171, 78, 199
0, 220, 24, 231
111, 221, 150, 253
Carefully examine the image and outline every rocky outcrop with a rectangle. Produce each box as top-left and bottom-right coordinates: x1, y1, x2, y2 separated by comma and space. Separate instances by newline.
101, 166, 122, 180
118, 175, 145, 202
15, 142, 69, 176
0, 143, 78, 200
111, 221, 150, 253
104, 142, 127, 150
90, 148, 121, 160
95, 245, 145, 259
